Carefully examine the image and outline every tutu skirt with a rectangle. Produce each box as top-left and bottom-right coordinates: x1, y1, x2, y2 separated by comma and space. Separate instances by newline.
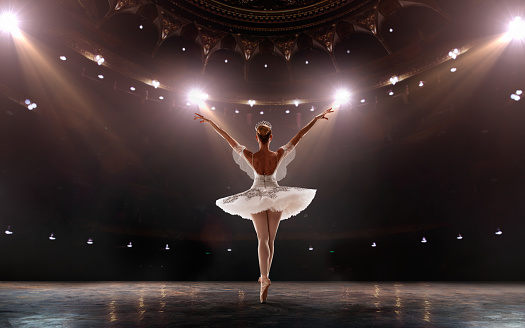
216, 185, 316, 221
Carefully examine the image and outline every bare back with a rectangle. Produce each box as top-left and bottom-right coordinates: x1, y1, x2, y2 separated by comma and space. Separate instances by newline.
248, 148, 285, 176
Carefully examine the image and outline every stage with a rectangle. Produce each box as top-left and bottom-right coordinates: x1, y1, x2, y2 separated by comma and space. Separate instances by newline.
0, 282, 523, 327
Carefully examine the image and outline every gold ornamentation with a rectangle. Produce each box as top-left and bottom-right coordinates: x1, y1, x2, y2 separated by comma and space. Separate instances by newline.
274, 38, 296, 61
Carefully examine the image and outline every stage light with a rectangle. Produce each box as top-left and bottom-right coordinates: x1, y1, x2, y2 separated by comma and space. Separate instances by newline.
346, 49, 350, 54
182, 47, 186, 51
450, 67, 457, 73
310, 106, 315, 112
94, 55, 105, 66
130, 86, 136, 91
516, 90, 523, 95
87, 238, 93, 245
159, 96, 164, 100
0, 12, 19, 35
371, 242, 377, 247
49, 233, 56, 241
294, 99, 300, 107
421, 237, 427, 243
227, 248, 232, 252
305, 60, 309, 65
388, 90, 394, 96
98, 74, 104, 79
27, 102, 37, 110
152, 79, 160, 89
389, 28, 394, 33
211, 106, 216, 110
419, 81, 425, 87
360, 99, 366, 103
186, 102, 191, 106
457, 233, 463, 240
165, 244, 170, 250
390, 76, 399, 85
188, 89, 208, 104
448, 48, 460, 59
234, 109, 239, 113
60, 56, 67, 61
25, 99, 31, 105
248, 99, 256, 107
5, 226, 13, 235
510, 94, 521, 101
334, 89, 351, 104
495, 228, 502, 235
506, 16, 525, 40
224, 59, 228, 63
285, 109, 290, 114
260, 111, 264, 115
139, 24, 143, 29
127, 242, 132, 248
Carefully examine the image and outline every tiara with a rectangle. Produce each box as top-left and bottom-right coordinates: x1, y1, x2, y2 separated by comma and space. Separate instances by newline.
255, 120, 272, 131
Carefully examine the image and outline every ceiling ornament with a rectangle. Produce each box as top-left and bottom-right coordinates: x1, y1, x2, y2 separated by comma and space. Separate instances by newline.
215, 0, 320, 11
113, 0, 143, 11
273, 37, 296, 61
310, 26, 336, 52
197, 26, 227, 55
159, 11, 187, 40
351, 2, 379, 34
239, 38, 260, 60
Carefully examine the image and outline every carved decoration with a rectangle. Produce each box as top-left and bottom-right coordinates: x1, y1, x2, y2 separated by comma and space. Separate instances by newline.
216, 0, 320, 10
159, 11, 186, 40
239, 38, 260, 60
114, 0, 142, 11
198, 27, 227, 55
352, 3, 379, 34
274, 37, 296, 61
310, 26, 335, 52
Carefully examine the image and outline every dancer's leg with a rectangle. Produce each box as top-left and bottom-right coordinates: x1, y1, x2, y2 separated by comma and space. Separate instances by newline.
266, 210, 282, 276
251, 211, 270, 278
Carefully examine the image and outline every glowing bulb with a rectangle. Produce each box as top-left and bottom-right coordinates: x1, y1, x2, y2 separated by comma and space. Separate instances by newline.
371, 242, 377, 247
94, 55, 105, 66
165, 244, 170, 250
457, 233, 463, 240
60, 56, 67, 61
334, 89, 351, 104
388, 90, 394, 96
248, 99, 256, 107
346, 49, 351, 54
28, 103, 37, 110
450, 67, 457, 73
49, 233, 56, 241
294, 100, 300, 107
260, 111, 264, 115
516, 90, 523, 95
130, 86, 136, 91
5, 226, 13, 235
159, 96, 164, 100
495, 228, 502, 235
305, 60, 309, 65
0, 12, 19, 35
139, 24, 143, 29
227, 248, 232, 252
211, 106, 216, 111
234, 109, 239, 114
419, 81, 425, 87
127, 242, 132, 248
25, 99, 31, 105
360, 99, 366, 103
389, 28, 393, 33
421, 237, 427, 243
182, 47, 186, 51
310, 106, 315, 112
188, 89, 208, 104
98, 74, 104, 79
87, 238, 93, 245
510, 94, 521, 101
285, 109, 290, 114
152, 80, 160, 89
224, 59, 228, 63
308, 246, 314, 251
506, 16, 525, 40
390, 76, 399, 85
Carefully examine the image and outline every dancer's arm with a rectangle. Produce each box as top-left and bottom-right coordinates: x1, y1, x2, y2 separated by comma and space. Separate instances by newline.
287, 107, 334, 147
194, 113, 241, 149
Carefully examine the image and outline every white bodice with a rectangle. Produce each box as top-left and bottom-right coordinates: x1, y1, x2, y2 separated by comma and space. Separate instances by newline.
251, 172, 279, 189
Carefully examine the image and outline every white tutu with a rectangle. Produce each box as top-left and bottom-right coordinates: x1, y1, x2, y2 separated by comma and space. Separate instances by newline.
216, 143, 316, 221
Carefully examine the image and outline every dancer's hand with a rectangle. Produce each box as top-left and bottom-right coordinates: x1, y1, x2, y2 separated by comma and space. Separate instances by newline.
194, 113, 211, 123
315, 107, 334, 121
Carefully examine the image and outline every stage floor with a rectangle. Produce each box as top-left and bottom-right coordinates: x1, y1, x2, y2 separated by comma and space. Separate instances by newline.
0, 282, 523, 327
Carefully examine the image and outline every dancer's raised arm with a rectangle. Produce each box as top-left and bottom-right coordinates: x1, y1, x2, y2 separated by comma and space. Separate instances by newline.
287, 107, 334, 147
194, 113, 241, 149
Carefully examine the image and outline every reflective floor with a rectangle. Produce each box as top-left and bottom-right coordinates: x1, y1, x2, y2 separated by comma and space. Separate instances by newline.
0, 282, 524, 327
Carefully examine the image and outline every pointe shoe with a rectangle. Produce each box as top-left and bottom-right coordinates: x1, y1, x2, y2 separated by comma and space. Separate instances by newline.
260, 277, 271, 303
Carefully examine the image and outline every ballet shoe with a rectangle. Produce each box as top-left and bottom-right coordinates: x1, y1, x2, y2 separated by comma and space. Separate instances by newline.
260, 277, 271, 303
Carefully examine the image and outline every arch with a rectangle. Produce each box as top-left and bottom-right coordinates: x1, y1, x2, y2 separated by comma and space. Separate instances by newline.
99, 13, 159, 55
334, 33, 388, 70
247, 54, 289, 82
291, 48, 335, 80
220, 34, 237, 51
205, 49, 245, 81
155, 36, 203, 72
380, 6, 448, 52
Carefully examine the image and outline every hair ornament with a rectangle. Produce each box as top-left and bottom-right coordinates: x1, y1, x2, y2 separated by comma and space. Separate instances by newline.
255, 120, 272, 131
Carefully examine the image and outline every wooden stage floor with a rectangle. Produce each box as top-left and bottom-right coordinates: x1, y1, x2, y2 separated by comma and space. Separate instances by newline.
0, 282, 523, 327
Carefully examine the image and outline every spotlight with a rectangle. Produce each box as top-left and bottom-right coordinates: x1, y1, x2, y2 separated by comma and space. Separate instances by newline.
294, 99, 300, 107
234, 109, 239, 114
285, 109, 290, 114
448, 48, 460, 59
390, 76, 399, 85
130, 86, 136, 91
94, 55, 105, 66
305, 60, 309, 65
248, 99, 256, 107
159, 96, 164, 100
60, 56, 67, 61
182, 47, 186, 51
49, 233, 56, 241
224, 59, 228, 63
334, 89, 351, 104
421, 237, 427, 243
495, 228, 502, 235
139, 24, 143, 29
264, 64, 268, 68
506, 16, 525, 40
457, 233, 463, 240
260, 111, 264, 115
346, 49, 351, 54
388, 90, 394, 96
152, 79, 160, 89
27, 103, 37, 110
211, 106, 216, 111
510, 94, 521, 101
127, 242, 133, 248
5, 226, 13, 235
516, 90, 523, 95
25, 99, 31, 105
87, 238, 93, 245
227, 248, 232, 252
188, 89, 208, 104
360, 99, 366, 103
98, 74, 104, 79
389, 28, 394, 33
450, 67, 457, 73
0, 12, 20, 35
165, 243, 170, 250
419, 81, 425, 87
310, 106, 315, 112
308, 246, 314, 251
371, 242, 377, 247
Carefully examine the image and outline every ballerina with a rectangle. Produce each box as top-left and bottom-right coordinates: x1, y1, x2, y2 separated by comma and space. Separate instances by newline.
194, 107, 333, 303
